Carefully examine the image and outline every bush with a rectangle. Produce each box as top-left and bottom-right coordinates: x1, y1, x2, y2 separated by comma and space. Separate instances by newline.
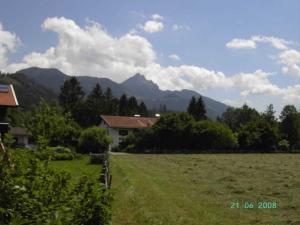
278, 139, 290, 151
3, 133, 15, 148
35, 146, 75, 161
0, 150, 112, 224
78, 126, 112, 154
191, 120, 237, 151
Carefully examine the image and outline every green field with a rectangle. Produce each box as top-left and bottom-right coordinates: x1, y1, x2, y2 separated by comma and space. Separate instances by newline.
50, 156, 101, 184
110, 154, 300, 225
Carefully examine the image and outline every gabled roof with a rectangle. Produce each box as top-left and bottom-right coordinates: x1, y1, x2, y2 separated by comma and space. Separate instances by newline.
0, 84, 18, 107
101, 115, 157, 129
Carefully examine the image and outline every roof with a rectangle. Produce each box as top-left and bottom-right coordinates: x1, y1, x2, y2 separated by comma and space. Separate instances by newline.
0, 84, 19, 107
9, 127, 28, 136
101, 115, 158, 129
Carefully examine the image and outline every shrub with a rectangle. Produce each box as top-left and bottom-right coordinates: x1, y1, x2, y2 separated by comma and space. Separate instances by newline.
78, 126, 112, 154
0, 150, 112, 224
278, 139, 290, 151
3, 133, 15, 148
191, 120, 237, 151
35, 146, 75, 161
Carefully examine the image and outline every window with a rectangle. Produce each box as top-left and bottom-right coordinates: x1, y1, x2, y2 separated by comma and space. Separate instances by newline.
119, 129, 128, 136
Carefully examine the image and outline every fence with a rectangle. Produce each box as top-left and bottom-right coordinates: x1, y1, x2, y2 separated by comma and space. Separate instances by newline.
89, 153, 112, 189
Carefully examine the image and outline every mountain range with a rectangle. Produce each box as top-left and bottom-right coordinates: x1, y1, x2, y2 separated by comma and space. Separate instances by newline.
16, 67, 229, 118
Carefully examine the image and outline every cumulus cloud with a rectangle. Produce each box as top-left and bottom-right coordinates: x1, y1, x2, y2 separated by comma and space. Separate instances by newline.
6, 17, 156, 81
278, 49, 300, 77
169, 54, 180, 61
283, 85, 300, 103
0, 23, 21, 69
140, 14, 164, 33
226, 35, 290, 50
151, 14, 163, 21
226, 38, 256, 49
227, 35, 300, 78
230, 70, 282, 96
1, 17, 299, 108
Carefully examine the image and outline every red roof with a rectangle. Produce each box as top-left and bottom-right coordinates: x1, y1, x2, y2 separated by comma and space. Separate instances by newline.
0, 84, 18, 107
101, 115, 157, 129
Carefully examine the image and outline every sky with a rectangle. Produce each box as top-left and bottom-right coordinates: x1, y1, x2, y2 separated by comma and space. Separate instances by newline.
0, 0, 299, 113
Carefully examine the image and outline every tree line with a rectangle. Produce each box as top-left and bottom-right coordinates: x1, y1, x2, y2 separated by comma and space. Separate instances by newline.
58, 77, 149, 127
121, 96, 300, 153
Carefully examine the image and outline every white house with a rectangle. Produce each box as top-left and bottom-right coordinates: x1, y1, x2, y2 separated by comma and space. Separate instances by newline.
100, 115, 158, 149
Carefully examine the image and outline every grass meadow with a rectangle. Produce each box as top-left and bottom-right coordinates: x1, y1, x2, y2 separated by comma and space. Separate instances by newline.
50, 155, 101, 184
110, 154, 300, 225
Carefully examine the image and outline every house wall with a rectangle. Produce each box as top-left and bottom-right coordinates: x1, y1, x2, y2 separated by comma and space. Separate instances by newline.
100, 121, 133, 150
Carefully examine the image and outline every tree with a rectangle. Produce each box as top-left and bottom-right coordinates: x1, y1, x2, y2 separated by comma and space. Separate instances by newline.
187, 96, 207, 120
59, 77, 85, 116
262, 104, 277, 126
127, 96, 138, 116
279, 105, 300, 149
220, 104, 260, 132
84, 83, 104, 126
237, 119, 278, 151
138, 101, 148, 117
191, 120, 237, 150
78, 126, 112, 153
103, 88, 118, 115
196, 96, 207, 120
118, 94, 128, 116
187, 96, 197, 117
25, 99, 81, 147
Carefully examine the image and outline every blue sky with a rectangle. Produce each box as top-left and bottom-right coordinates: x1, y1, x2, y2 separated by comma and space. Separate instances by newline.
0, 0, 299, 113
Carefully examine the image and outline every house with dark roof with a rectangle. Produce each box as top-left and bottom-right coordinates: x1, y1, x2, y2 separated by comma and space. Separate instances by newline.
100, 115, 158, 149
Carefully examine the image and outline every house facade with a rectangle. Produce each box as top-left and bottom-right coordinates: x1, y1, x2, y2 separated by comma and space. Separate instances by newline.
100, 115, 158, 149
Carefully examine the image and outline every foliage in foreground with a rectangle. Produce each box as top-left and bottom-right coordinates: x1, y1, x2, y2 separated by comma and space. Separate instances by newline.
0, 149, 111, 225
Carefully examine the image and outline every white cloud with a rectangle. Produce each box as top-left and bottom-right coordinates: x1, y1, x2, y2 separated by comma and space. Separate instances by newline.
226, 38, 256, 49
142, 20, 164, 33
151, 14, 163, 21
226, 35, 300, 78
251, 35, 289, 50
222, 99, 253, 107
140, 14, 164, 33
169, 54, 180, 61
1, 18, 299, 108
278, 49, 300, 77
0, 23, 21, 69
226, 35, 290, 50
283, 85, 300, 104
6, 17, 156, 81
230, 70, 282, 96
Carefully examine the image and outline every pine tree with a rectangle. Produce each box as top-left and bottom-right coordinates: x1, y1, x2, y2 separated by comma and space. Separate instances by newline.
196, 96, 207, 120
59, 76, 85, 115
187, 96, 197, 117
85, 83, 104, 126
103, 88, 118, 115
119, 94, 128, 116
127, 96, 138, 116
138, 101, 149, 117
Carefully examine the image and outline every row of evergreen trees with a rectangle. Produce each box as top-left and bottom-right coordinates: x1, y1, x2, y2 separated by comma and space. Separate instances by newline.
58, 77, 149, 127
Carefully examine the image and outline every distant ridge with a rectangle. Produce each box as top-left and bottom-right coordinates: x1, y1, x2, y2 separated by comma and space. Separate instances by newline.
18, 67, 229, 118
